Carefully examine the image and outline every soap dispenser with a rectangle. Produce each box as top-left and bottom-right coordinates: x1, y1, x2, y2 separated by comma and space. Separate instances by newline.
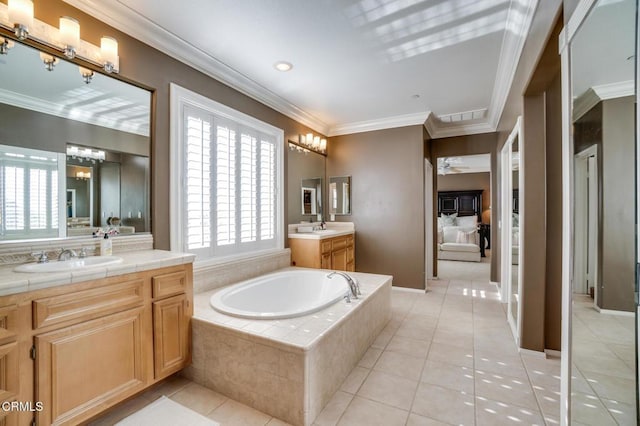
100, 233, 112, 256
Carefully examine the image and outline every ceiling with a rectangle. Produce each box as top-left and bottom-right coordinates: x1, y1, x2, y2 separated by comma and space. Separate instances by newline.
571, 0, 634, 118
64, 0, 539, 137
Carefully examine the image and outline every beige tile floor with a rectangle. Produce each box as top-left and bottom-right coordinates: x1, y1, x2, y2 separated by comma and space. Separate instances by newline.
90, 268, 561, 426
571, 294, 636, 425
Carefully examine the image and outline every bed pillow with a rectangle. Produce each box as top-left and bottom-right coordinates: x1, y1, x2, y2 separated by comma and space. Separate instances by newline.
440, 213, 457, 226
456, 215, 477, 228
437, 229, 444, 244
456, 229, 477, 244
512, 212, 519, 227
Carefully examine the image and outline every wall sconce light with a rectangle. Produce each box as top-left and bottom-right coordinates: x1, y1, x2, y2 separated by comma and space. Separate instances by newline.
59, 16, 80, 59
78, 66, 94, 84
75, 171, 91, 180
0, 2, 121, 74
289, 133, 328, 156
39, 52, 58, 71
67, 145, 104, 162
100, 36, 119, 73
7, 0, 33, 40
0, 37, 15, 55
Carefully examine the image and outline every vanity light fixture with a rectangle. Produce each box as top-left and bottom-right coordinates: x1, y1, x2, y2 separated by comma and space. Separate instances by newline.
67, 145, 105, 162
291, 133, 327, 156
100, 36, 118, 73
75, 171, 91, 180
0, 37, 15, 55
7, 0, 33, 40
39, 52, 58, 71
59, 16, 80, 59
0, 1, 121, 74
78, 66, 94, 84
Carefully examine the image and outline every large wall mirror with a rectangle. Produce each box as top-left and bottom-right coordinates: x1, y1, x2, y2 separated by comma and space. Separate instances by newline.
500, 117, 523, 344
288, 144, 325, 223
0, 39, 151, 241
563, 0, 638, 423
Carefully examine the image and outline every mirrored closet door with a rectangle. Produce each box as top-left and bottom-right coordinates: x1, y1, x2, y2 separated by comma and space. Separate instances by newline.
562, 0, 638, 423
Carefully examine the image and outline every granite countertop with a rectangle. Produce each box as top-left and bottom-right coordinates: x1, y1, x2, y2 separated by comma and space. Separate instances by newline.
0, 250, 196, 297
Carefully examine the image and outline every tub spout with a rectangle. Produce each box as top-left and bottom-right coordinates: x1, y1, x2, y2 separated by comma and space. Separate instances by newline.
328, 271, 360, 299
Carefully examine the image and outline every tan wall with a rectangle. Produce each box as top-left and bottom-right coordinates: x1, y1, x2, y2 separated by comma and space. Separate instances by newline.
544, 72, 563, 350
327, 126, 425, 289
495, 1, 563, 352
601, 96, 636, 312
19, 0, 324, 250
437, 172, 491, 224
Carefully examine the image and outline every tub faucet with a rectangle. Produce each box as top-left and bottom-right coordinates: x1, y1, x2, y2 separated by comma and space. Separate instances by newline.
327, 271, 360, 299
58, 248, 77, 261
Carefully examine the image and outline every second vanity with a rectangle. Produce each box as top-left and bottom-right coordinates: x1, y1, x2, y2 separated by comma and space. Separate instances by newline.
0, 249, 194, 426
288, 223, 355, 272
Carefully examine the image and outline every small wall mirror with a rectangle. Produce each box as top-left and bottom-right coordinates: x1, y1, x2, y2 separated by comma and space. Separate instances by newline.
301, 177, 322, 217
328, 176, 351, 215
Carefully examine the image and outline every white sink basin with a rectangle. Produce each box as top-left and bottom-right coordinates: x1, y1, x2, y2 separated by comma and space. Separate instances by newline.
14, 256, 123, 273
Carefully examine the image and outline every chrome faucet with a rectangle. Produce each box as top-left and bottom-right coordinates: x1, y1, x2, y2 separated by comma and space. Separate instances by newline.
327, 271, 361, 300
31, 251, 49, 263
58, 248, 77, 261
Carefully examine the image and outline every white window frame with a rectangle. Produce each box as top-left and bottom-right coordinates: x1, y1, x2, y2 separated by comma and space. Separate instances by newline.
0, 144, 66, 240
169, 83, 284, 263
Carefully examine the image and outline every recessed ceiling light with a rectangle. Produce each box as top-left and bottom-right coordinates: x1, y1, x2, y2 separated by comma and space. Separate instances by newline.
274, 61, 293, 72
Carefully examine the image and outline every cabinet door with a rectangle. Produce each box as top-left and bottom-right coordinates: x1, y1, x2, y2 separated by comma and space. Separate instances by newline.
331, 248, 348, 271
35, 307, 146, 426
153, 294, 190, 380
321, 253, 331, 269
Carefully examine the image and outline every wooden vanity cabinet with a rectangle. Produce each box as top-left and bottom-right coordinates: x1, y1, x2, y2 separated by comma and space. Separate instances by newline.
290, 233, 355, 272
0, 263, 192, 426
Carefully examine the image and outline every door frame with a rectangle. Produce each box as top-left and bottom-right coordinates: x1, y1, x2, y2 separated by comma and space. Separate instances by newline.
425, 158, 434, 285
574, 145, 599, 308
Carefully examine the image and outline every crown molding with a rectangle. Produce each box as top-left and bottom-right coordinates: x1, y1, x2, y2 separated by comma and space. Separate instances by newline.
0, 88, 149, 136
572, 80, 634, 121
62, 0, 330, 135
485, 0, 539, 130
327, 112, 428, 137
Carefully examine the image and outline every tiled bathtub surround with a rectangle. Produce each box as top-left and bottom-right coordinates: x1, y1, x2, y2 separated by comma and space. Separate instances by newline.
183, 270, 392, 426
193, 249, 291, 293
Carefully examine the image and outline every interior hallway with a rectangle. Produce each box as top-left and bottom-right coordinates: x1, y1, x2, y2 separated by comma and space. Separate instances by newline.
91, 267, 561, 425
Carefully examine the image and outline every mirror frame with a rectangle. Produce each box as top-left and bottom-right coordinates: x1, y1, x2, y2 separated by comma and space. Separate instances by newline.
0, 29, 155, 245
500, 116, 523, 345
559, 0, 639, 423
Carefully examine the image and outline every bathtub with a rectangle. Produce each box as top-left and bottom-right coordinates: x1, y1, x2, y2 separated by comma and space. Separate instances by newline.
210, 269, 350, 319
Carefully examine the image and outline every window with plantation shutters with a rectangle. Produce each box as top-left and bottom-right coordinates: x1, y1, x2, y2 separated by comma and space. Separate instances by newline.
174, 88, 282, 260
0, 145, 61, 239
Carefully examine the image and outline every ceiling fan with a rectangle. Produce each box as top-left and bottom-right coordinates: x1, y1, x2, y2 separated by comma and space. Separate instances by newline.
437, 157, 470, 175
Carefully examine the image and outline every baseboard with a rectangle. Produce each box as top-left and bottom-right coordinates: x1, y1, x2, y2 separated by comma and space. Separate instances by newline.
518, 348, 547, 358
544, 349, 561, 358
594, 306, 635, 317
392, 286, 425, 293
